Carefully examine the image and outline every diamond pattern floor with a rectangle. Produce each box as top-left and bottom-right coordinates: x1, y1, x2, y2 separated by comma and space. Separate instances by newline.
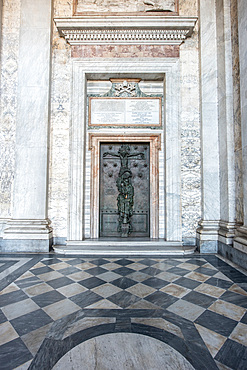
0, 254, 247, 369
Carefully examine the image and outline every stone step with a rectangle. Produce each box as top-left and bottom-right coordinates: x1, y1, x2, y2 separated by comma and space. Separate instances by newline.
53, 240, 196, 256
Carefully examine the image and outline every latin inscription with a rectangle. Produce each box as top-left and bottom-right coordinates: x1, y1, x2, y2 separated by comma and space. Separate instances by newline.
89, 98, 161, 127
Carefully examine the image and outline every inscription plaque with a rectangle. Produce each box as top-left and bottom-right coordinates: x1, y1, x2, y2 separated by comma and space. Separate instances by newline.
89, 97, 161, 127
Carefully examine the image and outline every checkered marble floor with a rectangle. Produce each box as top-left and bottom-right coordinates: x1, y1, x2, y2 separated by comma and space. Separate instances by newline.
0, 254, 247, 369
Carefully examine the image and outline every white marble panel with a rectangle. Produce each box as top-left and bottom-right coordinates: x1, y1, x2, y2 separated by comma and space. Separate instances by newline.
0, 0, 21, 219
0, 1, 2, 50
200, 103, 220, 220
13, 146, 48, 219
216, 0, 236, 233
197, 0, 222, 251
18, 30, 51, 88
2, 0, 53, 249
180, 36, 201, 241
238, 0, 247, 226
52, 333, 195, 370
21, 0, 52, 28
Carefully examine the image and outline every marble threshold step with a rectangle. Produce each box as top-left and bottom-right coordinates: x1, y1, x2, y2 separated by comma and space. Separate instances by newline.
54, 240, 196, 256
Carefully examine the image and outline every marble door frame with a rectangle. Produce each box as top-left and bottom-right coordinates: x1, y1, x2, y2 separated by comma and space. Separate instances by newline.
89, 134, 161, 239
67, 58, 182, 244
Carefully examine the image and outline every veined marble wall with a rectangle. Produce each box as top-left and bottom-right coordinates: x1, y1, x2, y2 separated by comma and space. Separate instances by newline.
179, 0, 201, 244
230, 0, 243, 225
0, 0, 200, 244
0, 0, 21, 225
48, 0, 72, 240
48, 0, 200, 243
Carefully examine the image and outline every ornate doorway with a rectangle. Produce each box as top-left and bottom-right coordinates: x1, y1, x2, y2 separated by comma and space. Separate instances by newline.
89, 134, 161, 240
99, 143, 150, 238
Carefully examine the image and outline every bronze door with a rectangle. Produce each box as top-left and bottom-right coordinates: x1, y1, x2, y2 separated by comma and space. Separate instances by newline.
99, 143, 150, 237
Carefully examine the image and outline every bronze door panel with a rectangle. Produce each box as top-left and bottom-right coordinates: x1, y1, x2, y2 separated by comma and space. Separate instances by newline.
99, 143, 150, 237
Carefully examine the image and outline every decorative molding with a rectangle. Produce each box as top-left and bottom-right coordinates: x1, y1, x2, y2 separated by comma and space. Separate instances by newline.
233, 226, 247, 255
54, 16, 197, 46
88, 133, 161, 151
234, 226, 247, 244
67, 59, 182, 243
196, 220, 220, 246
3, 219, 53, 240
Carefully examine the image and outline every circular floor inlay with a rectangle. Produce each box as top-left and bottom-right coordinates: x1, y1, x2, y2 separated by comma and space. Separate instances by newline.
52, 333, 195, 369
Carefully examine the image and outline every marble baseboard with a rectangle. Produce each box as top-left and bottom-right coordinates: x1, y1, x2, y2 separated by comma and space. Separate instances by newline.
196, 221, 219, 253
196, 239, 218, 253
234, 240, 247, 254
53, 237, 66, 246
0, 219, 9, 238
218, 241, 247, 270
183, 237, 196, 246
0, 239, 52, 253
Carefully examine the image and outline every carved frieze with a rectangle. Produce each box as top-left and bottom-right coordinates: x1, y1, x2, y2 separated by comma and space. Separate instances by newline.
74, 0, 178, 14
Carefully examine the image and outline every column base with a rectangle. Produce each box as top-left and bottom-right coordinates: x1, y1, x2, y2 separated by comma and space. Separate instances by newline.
218, 221, 237, 245
196, 220, 220, 253
218, 241, 247, 272
233, 226, 247, 255
1, 219, 53, 252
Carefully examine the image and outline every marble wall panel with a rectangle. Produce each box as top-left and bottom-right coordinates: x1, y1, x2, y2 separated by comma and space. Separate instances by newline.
0, 0, 21, 222
238, 0, 247, 226
48, 0, 200, 241
179, 0, 197, 16
71, 45, 180, 59
48, 0, 72, 238
179, 2, 201, 242
230, 0, 243, 224
0, 1, 2, 45
214, 0, 236, 232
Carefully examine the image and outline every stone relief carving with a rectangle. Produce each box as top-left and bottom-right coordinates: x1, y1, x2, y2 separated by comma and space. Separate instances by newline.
114, 81, 137, 97
0, 0, 21, 219
103, 80, 147, 98
144, 1, 175, 12
75, 0, 176, 13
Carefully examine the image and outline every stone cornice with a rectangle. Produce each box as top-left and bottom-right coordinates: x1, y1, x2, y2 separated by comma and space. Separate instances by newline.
54, 16, 197, 46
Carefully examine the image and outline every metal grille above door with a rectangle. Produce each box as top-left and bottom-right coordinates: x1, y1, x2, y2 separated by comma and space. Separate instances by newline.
99, 143, 150, 238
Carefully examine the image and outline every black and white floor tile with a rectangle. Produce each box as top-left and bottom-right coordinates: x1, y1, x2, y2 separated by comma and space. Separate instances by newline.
0, 254, 247, 369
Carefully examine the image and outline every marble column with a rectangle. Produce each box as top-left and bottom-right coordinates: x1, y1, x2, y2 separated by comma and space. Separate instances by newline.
0, 0, 2, 75
216, 0, 237, 247
2, 0, 53, 252
196, 0, 221, 252
0, 0, 2, 47
233, 0, 247, 254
